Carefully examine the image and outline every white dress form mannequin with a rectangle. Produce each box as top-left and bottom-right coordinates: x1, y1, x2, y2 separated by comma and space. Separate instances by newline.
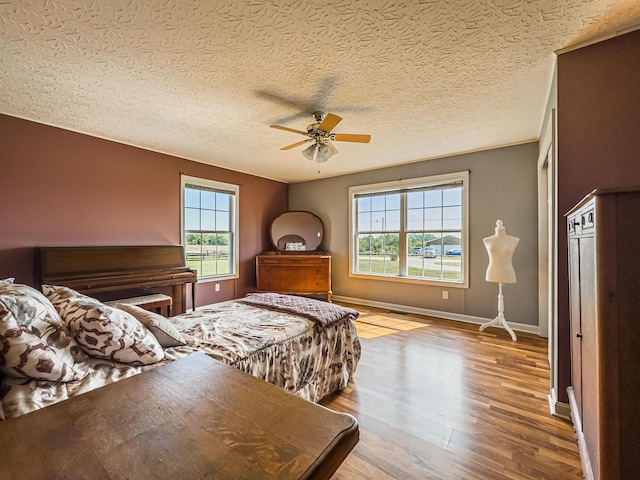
480, 220, 519, 341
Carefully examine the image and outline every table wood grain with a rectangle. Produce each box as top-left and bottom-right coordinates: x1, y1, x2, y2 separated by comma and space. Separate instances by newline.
0, 352, 358, 479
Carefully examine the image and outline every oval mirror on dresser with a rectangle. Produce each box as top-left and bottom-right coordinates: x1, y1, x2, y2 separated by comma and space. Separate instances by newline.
270, 211, 324, 251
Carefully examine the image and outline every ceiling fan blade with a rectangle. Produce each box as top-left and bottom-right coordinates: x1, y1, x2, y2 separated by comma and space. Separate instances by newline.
334, 133, 371, 143
318, 113, 342, 132
271, 125, 308, 135
280, 140, 310, 150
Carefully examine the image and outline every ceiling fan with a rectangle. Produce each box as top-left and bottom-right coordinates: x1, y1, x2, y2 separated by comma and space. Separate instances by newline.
271, 111, 371, 163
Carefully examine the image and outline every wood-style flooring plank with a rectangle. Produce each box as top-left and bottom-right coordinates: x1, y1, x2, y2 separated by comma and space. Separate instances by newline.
321, 304, 582, 480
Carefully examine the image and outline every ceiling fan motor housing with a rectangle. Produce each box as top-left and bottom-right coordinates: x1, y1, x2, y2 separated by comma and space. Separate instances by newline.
311, 111, 326, 123
307, 124, 331, 143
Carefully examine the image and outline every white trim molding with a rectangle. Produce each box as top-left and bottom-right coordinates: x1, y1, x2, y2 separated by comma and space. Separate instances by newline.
333, 295, 539, 335
548, 388, 571, 420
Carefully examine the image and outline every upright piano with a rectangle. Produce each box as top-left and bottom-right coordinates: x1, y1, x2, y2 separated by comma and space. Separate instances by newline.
36, 245, 197, 315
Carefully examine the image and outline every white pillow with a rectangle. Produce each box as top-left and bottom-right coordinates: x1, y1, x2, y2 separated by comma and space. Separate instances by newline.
115, 303, 186, 348
0, 283, 91, 382
43, 285, 164, 366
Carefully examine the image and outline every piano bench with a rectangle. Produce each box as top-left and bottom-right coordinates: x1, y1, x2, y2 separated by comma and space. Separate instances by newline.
107, 294, 173, 317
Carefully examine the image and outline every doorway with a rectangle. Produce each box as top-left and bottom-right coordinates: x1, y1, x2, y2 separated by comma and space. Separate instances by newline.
538, 109, 564, 416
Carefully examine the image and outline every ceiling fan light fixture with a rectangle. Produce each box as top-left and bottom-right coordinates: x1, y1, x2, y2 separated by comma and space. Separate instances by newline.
271, 111, 370, 163
301, 144, 318, 162
316, 143, 334, 163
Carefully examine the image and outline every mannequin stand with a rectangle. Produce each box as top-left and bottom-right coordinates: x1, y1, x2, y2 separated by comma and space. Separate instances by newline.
479, 283, 517, 341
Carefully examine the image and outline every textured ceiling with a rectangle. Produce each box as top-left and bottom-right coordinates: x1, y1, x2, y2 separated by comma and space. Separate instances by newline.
1, 1, 639, 183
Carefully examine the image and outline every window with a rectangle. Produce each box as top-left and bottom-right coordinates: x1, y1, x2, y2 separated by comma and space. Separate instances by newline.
349, 171, 468, 287
181, 175, 239, 281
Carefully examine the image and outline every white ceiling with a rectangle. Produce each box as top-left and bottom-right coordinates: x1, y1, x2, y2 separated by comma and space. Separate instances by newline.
1, 1, 639, 183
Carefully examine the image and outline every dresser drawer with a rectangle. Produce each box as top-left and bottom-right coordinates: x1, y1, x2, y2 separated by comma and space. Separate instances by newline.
261, 278, 330, 292
259, 257, 326, 265
259, 266, 327, 279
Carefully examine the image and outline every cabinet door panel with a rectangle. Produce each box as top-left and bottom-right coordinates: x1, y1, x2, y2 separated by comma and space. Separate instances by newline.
568, 237, 583, 419
578, 236, 599, 478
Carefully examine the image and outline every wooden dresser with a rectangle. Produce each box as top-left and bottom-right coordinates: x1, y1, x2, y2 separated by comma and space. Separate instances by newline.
256, 252, 332, 301
257, 210, 332, 301
566, 187, 640, 480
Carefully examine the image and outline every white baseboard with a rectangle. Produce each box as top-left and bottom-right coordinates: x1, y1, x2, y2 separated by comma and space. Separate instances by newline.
332, 295, 540, 335
548, 387, 571, 420
568, 387, 595, 480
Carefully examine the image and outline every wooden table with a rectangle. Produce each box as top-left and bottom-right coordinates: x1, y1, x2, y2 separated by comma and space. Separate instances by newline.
0, 352, 359, 479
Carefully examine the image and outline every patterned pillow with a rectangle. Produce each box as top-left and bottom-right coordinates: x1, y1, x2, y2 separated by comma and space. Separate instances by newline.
0, 278, 15, 285
0, 283, 92, 382
115, 303, 186, 348
43, 285, 164, 365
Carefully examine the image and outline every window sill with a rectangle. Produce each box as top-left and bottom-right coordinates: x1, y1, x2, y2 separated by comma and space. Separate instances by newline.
349, 272, 468, 288
197, 274, 238, 283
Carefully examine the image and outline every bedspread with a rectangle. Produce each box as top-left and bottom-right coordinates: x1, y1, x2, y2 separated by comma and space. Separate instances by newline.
0, 348, 195, 419
170, 299, 361, 402
239, 292, 359, 327
1, 297, 361, 419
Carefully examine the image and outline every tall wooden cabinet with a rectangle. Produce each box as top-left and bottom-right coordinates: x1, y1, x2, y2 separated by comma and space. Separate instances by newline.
566, 187, 640, 480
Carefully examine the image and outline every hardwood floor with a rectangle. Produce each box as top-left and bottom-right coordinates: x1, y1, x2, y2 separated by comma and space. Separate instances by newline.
320, 304, 583, 480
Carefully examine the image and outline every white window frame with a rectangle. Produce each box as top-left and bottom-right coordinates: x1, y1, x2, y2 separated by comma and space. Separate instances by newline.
349, 171, 469, 288
181, 175, 239, 282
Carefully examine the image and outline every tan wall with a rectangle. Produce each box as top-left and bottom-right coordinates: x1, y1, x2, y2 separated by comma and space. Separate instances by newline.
0, 114, 288, 307
289, 142, 540, 325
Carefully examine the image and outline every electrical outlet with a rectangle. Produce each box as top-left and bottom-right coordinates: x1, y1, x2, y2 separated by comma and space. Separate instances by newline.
215, 283, 220, 292
442, 290, 448, 300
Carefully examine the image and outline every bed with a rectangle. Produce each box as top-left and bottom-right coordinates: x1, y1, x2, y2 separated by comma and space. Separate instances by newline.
0, 281, 361, 421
